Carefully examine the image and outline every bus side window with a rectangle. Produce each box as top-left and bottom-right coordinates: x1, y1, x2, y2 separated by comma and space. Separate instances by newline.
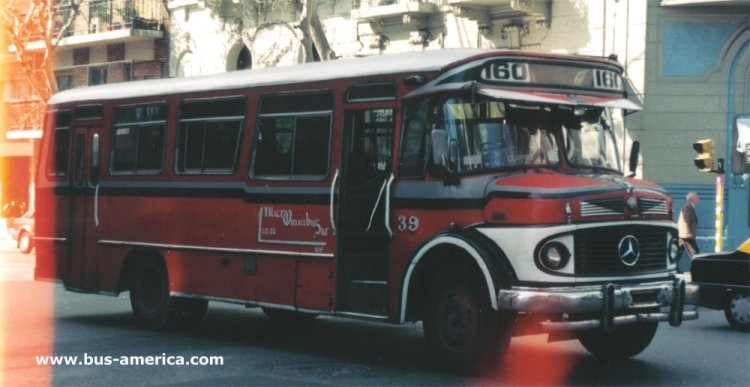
399, 98, 430, 178
50, 111, 71, 176
252, 91, 333, 180
176, 98, 245, 174
112, 103, 167, 174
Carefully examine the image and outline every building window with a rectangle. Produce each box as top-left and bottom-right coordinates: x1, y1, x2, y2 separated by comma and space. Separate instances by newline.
237, 46, 251, 70
252, 91, 333, 179
56, 75, 73, 91
111, 103, 167, 174
176, 98, 246, 174
89, 66, 108, 86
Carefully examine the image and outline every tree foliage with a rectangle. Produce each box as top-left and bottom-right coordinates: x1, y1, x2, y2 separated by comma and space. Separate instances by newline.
0, 0, 82, 100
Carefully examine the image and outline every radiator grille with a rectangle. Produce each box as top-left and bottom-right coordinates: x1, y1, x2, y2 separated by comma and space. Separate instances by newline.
639, 198, 669, 215
580, 199, 624, 217
574, 226, 668, 275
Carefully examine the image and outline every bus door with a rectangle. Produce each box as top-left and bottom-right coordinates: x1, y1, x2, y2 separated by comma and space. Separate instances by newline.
67, 126, 101, 291
337, 108, 394, 316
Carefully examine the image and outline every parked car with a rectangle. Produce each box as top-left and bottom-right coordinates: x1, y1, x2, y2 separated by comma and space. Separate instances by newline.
7, 209, 34, 254
690, 238, 750, 331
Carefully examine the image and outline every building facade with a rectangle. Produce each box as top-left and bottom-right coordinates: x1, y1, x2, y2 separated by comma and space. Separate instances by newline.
643, 0, 750, 251
167, 0, 749, 249
3, 0, 747, 248
0, 0, 170, 212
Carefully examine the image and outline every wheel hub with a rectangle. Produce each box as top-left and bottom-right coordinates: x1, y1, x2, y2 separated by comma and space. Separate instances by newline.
437, 291, 478, 352
730, 293, 750, 324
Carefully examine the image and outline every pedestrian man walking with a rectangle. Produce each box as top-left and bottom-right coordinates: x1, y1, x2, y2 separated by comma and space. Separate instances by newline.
677, 192, 700, 272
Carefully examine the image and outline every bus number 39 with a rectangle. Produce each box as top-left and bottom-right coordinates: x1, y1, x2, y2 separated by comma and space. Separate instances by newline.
397, 215, 420, 233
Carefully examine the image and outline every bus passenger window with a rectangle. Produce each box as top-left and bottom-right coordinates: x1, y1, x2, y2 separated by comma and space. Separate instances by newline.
112, 103, 166, 174
253, 116, 331, 178
50, 111, 71, 176
253, 91, 333, 180
176, 97, 245, 174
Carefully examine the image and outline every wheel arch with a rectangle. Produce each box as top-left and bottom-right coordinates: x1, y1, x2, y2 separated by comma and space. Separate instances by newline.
398, 231, 517, 323
117, 248, 166, 293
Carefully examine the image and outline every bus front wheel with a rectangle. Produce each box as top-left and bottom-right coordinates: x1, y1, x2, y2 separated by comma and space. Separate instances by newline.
423, 275, 511, 373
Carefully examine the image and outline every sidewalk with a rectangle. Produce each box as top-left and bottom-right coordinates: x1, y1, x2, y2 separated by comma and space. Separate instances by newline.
0, 218, 14, 249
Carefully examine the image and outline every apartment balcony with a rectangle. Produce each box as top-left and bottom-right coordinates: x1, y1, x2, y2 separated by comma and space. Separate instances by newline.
447, 0, 550, 27
6, 100, 44, 139
351, 1, 439, 26
53, 0, 166, 49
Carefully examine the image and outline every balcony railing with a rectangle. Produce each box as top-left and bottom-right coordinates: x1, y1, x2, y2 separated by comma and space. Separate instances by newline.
55, 0, 166, 37
7, 100, 45, 132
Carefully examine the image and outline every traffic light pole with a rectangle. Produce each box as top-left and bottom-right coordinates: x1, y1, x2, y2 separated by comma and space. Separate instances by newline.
691, 139, 725, 252
715, 172, 724, 252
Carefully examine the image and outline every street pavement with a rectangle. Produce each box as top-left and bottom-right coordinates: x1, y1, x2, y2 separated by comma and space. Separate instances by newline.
0, 224, 746, 386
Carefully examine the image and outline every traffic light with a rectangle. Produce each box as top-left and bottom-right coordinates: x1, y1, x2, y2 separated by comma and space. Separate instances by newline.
693, 139, 714, 172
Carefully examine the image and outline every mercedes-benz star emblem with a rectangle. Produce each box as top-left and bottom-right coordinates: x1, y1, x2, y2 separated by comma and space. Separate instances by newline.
618, 235, 640, 266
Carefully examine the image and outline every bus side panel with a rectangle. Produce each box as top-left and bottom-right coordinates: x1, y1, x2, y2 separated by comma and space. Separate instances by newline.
34, 123, 69, 282
233, 256, 296, 306
34, 183, 69, 281
95, 193, 326, 308
387, 202, 486, 317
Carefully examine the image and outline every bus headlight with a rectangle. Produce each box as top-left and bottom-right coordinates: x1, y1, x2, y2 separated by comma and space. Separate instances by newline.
539, 241, 571, 271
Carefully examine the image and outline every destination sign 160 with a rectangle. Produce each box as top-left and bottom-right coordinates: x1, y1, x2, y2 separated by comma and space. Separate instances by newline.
479, 60, 624, 92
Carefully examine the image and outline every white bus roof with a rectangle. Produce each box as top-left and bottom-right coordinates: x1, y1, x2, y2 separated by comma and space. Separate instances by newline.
49, 49, 497, 105
50, 49, 623, 106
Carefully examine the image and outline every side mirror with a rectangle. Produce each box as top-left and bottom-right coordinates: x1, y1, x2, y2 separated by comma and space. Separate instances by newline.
431, 128, 450, 167
628, 140, 640, 178
430, 129, 459, 184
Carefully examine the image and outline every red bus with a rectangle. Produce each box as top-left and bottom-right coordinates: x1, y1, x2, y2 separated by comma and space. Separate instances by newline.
35, 49, 698, 370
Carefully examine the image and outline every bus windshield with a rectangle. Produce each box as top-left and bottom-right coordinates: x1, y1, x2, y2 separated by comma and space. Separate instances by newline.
431, 96, 621, 174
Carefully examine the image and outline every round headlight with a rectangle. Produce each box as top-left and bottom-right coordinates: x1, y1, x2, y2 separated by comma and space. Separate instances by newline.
668, 237, 682, 263
539, 242, 571, 271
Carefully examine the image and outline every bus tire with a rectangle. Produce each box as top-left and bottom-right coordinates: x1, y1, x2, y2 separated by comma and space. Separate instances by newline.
578, 321, 658, 361
130, 259, 173, 329
423, 274, 511, 373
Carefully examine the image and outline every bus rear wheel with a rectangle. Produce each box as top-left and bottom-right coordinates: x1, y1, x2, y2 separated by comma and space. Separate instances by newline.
423, 275, 511, 373
578, 321, 658, 361
129, 259, 207, 329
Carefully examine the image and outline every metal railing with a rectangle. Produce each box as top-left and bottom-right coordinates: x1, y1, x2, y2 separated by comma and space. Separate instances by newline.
7, 100, 45, 131
54, 0, 166, 37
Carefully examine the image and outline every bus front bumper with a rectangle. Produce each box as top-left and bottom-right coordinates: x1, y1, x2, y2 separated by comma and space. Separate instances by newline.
497, 278, 699, 332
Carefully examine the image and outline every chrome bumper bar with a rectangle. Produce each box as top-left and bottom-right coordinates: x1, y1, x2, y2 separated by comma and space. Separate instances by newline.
497, 278, 700, 332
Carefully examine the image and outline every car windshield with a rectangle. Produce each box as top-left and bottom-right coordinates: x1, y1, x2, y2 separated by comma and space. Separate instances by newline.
432, 96, 620, 174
